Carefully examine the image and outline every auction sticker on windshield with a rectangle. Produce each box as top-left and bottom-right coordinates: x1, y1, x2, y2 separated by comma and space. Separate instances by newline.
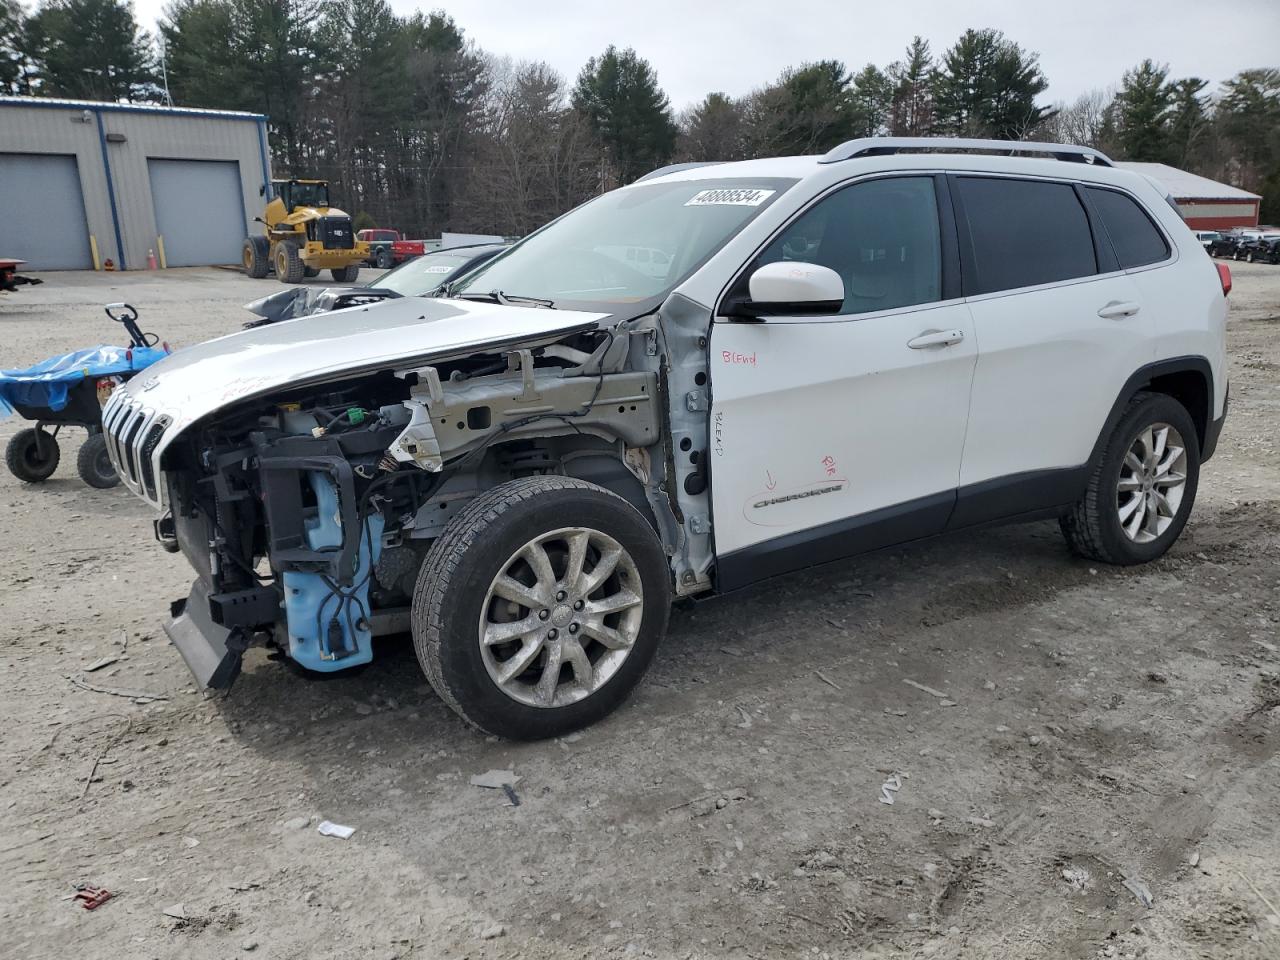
685, 188, 776, 207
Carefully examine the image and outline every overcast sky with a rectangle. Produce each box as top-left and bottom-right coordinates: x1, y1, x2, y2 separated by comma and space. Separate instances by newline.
136, 0, 1279, 111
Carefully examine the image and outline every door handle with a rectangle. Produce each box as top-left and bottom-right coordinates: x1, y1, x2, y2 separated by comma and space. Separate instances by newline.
907, 329, 965, 349
1097, 300, 1141, 320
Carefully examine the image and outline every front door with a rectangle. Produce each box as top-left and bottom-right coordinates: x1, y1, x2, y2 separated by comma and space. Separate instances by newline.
709, 175, 977, 590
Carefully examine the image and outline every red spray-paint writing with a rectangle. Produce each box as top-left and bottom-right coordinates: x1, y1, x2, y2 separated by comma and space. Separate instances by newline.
722, 350, 757, 366
822, 455, 838, 477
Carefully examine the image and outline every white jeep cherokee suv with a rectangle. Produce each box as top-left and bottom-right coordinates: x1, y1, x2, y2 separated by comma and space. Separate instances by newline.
105, 137, 1229, 739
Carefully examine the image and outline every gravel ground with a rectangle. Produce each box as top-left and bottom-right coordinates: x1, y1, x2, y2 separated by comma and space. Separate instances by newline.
2, 262, 1278, 960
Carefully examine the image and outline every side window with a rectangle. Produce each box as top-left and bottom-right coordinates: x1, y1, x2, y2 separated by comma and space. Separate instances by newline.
956, 177, 1097, 294
1086, 187, 1170, 268
751, 176, 942, 316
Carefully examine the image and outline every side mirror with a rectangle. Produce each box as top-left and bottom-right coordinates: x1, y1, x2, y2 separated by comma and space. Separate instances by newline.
724, 261, 844, 320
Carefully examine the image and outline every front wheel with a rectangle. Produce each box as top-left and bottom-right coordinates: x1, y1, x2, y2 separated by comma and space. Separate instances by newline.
1060, 392, 1200, 565
274, 243, 304, 283
242, 236, 269, 279
412, 476, 670, 739
76, 433, 119, 488
6, 427, 60, 483
1246, 250, 1256, 263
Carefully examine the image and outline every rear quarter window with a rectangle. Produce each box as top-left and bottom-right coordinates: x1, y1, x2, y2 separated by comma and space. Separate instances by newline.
955, 177, 1097, 295
1085, 187, 1171, 268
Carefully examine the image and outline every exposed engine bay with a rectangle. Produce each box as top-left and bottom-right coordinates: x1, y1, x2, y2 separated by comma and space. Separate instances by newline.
152, 302, 715, 688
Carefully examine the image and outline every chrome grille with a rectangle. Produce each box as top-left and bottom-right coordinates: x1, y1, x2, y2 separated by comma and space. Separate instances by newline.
103, 391, 169, 507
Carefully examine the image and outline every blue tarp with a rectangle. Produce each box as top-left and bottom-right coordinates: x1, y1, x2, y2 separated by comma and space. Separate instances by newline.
0, 344, 168, 418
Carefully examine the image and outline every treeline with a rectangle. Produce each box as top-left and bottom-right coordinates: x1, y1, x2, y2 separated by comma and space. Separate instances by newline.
3, 0, 1278, 235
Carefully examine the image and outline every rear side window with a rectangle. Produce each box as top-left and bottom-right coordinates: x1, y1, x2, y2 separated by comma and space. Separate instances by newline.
1086, 187, 1170, 268
956, 177, 1097, 295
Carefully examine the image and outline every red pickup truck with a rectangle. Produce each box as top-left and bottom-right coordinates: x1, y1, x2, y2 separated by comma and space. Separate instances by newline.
355, 229, 426, 269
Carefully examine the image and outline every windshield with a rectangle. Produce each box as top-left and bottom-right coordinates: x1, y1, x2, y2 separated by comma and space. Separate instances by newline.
373, 248, 499, 296
281, 181, 329, 209
454, 178, 794, 312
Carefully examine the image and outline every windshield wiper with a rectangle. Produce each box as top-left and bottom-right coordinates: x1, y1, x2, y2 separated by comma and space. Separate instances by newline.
456, 289, 555, 309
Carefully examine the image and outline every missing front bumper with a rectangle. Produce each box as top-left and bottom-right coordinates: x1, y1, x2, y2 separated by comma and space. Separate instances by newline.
165, 580, 247, 689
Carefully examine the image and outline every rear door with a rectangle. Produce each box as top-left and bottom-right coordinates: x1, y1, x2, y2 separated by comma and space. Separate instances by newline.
949, 174, 1151, 525
710, 175, 977, 587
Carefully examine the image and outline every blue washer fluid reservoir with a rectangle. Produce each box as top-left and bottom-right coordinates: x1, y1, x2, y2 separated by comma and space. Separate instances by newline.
282, 470, 384, 672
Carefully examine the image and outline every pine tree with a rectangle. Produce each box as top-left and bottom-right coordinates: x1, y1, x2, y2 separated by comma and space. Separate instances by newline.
888, 37, 934, 135
746, 60, 854, 156
572, 46, 678, 184
1166, 77, 1208, 168
1, 0, 32, 94
25, 0, 154, 100
1112, 59, 1174, 161
849, 64, 891, 138
932, 29, 1051, 139
678, 92, 748, 162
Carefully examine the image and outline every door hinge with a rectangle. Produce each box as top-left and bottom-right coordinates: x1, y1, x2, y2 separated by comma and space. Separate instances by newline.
684, 389, 708, 412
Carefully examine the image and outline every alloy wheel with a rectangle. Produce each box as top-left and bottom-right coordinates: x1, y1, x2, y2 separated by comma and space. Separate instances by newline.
1117, 422, 1188, 543
478, 527, 644, 708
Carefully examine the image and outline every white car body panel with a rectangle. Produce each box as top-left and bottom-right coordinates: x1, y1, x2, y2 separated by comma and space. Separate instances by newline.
117, 297, 604, 437
710, 299, 977, 555
958, 271, 1151, 484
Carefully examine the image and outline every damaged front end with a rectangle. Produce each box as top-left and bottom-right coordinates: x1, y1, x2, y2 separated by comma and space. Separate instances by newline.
140, 316, 689, 689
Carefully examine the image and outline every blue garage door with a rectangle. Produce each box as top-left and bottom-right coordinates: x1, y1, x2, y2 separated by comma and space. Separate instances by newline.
0, 153, 93, 270
148, 159, 246, 267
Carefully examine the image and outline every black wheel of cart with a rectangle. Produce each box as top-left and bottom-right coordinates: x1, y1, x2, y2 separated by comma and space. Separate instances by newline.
6, 426, 61, 483
77, 432, 119, 489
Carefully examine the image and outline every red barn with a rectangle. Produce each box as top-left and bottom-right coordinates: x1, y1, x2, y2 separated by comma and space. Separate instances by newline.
1116, 162, 1261, 231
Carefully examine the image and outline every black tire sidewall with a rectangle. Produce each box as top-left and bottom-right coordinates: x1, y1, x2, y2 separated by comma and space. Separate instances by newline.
418, 486, 670, 739
6, 428, 60, 482
77, 433, 119, 489
1093, 394, 1201, 564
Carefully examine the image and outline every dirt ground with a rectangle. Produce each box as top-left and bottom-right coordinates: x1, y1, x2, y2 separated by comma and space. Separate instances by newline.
2, 262, 1278, 960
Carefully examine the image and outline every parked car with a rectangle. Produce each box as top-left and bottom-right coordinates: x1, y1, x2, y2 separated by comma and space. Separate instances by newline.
242, 243, 510, 325
1207, 234, 1246, 258
104, 137, 1229, 739
356, 228, 427, 269
1193, 230, 1221, 250
1238, 234, 1280, 264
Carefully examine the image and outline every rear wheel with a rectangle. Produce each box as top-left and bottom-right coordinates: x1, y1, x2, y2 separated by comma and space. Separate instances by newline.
1060, 393, 1200, 565
331, 264, 360, 283
6, 427, 60, 483
412, 476, 670, 739
376, 248, 394, 270
242, 236, 269, 279
1246, 250, 1257, 263
274, 243, 304, 283
76, 433, 119, 489
303, 266, 320, 278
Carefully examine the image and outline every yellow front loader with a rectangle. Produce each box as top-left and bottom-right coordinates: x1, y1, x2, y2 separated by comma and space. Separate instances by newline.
242, 179, 370, 284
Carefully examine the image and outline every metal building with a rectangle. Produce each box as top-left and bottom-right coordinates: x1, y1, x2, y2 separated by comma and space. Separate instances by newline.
1115, 161, 1262, 231
0, 97, 270, 271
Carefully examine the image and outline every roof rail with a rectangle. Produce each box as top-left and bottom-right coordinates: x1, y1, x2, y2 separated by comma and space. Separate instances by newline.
634, 161, 724, 183
819, 137, 1113, 167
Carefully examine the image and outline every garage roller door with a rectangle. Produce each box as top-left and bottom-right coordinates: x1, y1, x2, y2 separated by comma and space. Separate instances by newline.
148, 159, 246, 267
0, 153, 93, 270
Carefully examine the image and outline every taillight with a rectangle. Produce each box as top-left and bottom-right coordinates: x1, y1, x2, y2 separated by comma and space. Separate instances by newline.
1216, 262, 1232, 296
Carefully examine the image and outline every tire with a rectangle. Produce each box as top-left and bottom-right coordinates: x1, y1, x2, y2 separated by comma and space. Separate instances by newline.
303, 266, 320, 278
1060, 392, 1200, 565
76, 433, 119, 489
1246, 251, 1256, 263
331, 264, 360, 283
6, 427, 60, 483
274, 242, 304, 283
242, 236, 269, 279
376, 248, 394, 270
412, 476, 670, 739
